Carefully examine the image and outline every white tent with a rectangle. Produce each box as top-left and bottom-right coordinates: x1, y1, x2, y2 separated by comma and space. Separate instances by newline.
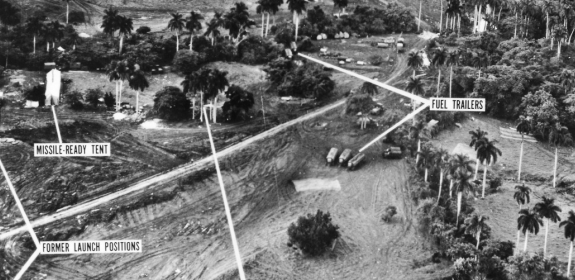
45, 69, 61, 106
25, 100, 39, 108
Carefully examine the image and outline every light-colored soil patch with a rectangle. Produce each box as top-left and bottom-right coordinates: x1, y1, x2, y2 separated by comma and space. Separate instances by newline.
293, 178, 341, 192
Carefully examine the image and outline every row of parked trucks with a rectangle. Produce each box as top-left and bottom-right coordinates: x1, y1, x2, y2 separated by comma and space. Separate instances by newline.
325, 145, 403, 171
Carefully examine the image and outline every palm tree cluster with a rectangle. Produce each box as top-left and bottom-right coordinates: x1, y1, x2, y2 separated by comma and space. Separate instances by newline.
413, 140, 476, 226
100, 8, 133, 54
181, 68, 229, 122
23, 18, 67, 53
203, 2, 264, 47
107, 60, 149, 112
468, 128, 502, 199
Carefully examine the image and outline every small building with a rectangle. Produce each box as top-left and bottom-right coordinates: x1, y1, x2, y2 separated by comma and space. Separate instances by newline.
44, 62, 56, 71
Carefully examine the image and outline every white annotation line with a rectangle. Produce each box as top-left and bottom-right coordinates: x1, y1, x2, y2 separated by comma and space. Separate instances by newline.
203, 106, 246, 280
0, 159, 40, 247
13, 249, 40, 280
359, 103, 430, 152
298, 52, 432, 152
297, 53, 431, 105
0, 158, 41, 280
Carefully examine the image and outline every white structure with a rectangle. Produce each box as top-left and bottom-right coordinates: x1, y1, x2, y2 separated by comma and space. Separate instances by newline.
44, 69, 61, 106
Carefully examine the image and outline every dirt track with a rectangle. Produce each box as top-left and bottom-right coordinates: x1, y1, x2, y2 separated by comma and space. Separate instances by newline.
1, 37, 437, 279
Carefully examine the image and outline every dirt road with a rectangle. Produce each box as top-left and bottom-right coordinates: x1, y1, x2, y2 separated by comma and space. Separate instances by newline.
0, 39, 421, 242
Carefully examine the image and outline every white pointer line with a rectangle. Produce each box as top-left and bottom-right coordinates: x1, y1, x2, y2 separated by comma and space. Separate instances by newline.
51, 105, 63, 144
0, 159, 40, 248
297, 53, 430, 105
359, 103, 431, 152
13, 249, 40, 280
203, 106, 246, 280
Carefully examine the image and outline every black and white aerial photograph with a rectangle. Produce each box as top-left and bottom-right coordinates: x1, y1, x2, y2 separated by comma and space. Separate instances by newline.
2, 0, 575, 279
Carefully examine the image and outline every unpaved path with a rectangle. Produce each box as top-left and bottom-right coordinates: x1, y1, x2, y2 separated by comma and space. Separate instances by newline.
0, 39, 424, 242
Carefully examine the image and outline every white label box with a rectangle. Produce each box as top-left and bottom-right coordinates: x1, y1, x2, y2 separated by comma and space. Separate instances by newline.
34, 143, 111, 157
430, 98, 486, 112
40, 240, 142, 254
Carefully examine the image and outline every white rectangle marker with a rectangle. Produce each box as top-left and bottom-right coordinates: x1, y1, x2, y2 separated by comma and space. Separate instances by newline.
40, 240, 142, 254
430, 98, 485, 112
34, 143, 111, 157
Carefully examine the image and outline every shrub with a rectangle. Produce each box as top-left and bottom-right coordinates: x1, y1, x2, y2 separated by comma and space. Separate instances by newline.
222, 85, 254, 121
264, 57, 295, 85
85, 88, 104, 108
153, 86, 190, 121
368, 55, 384, 66
136, 26, 151, 34
103, 92, 115, 109
68, 11, 85, 24
276, 63, 335, 99
24, 85, 46, 106
172, 50, 206, 75
273, 22, 295, 47
27, 53, 53, 71
504, 252, 566, 280
381, 205, 397, 222
64, 90, 84, 110
287, 210, 340, 256
297, 37, 318, 52
123, 43, 162, 71
237, 35, 284, 64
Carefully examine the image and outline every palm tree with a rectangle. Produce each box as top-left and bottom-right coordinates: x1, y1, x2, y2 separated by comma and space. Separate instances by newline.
334, 0, 349, 14
185, 11, 204, 51
534, 196, 562, 258
256, 0, 271, 37
62, 0, 70, 24
361, 82, 378, 96
432, 47, 447, 97
559, 210, 575, 277
435, 148, 450, 203
549, 123, 573, 187
168, 13, 185, 53
128, 68, 149, 114
205, 12, 223, 46
514, 183, 531, 252
406, 76, 425, 125
224, 2, 253, 42
206, 69, 229, 123
115, 61, 131, 108
101, 8, 119, 37
417, 145, 435, 182
449, 154, 475, 198
465, 214, 489, 249
517, 208, 543, 252
454, 170, 476, 226
107, 61, 121, 111
543, 0, 554, 38
553, 24, 567, 57
182, 70, 209, 121
514, 184, 531, 209
287, 0, 307, 42
44, 21, 64, 51
446, 50, 459, 97
269, 0, 283, 30
407, 50, 423, 77
516, 116, 531, 182
469, 128, 488, 179
117, 16, 133, 54
475, 138, 502, 198
25, 17, 43, 54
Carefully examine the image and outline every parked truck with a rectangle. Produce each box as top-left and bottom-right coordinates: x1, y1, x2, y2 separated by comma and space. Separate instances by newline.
338, 148, 353, 166
347, 153, 365, 170
326, 148, 339, 166
383, 146, 403, 159
396, 37, 405, 53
